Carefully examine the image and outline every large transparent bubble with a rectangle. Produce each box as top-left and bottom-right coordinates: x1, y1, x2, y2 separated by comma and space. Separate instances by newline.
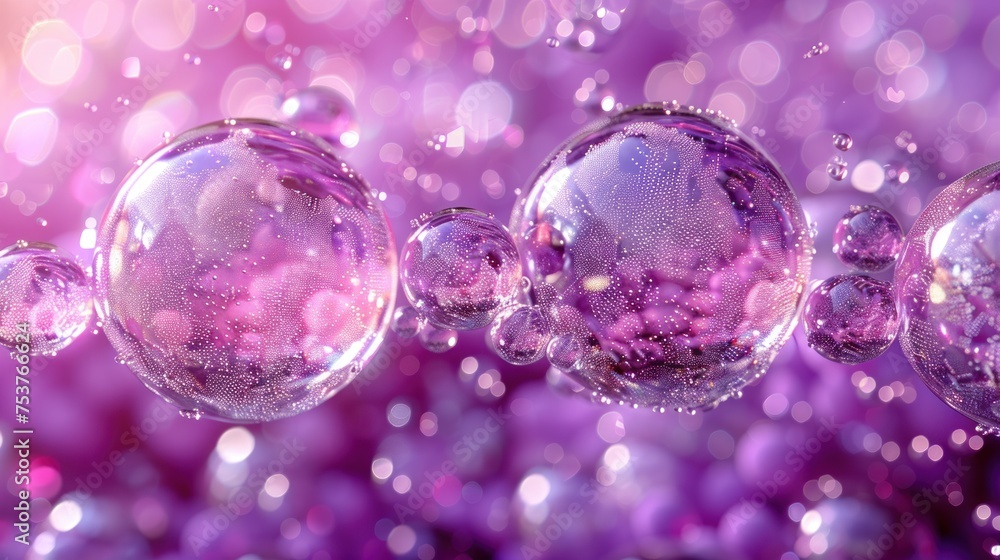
93, 120, 396, 423
512, 104, 813, 411
896, 161, 1000, 431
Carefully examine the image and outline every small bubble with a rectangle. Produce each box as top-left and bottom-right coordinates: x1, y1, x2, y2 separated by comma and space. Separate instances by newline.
207, 4, 219, 12
183, 53, 202, 65
832, 133, 853, 151
36, 218, 47, 227
827, 156, 848, 181
546, 37, 560, 48
803, 41, 830, 59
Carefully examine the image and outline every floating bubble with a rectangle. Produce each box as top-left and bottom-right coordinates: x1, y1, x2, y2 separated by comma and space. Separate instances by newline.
832, 205, 904, 272
832, 132, 853, 151
280, 86, 359, 148
0, 242, 93, 355
391, 305, 425, 339
489, 305, 550, 365
418, 324, 458, 353
803, 274, 898, 364
546, 334, 584, 371
546, 37, 560, 48
827, 156, 848, 181
400, 208, 522, 331
896, 161, 1000, 430
93, 120, 396, 423
512, 103, 812, 411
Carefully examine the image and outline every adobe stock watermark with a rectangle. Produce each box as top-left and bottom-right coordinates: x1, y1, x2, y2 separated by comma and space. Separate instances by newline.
855, 457, 970, 560
723, 417, 842, 530
775, 83, 834, 139
188, 437, 307, 555
520, 444, 630, 558
383, 79, 502, 189
6, 0, 71, 52
878, 0, 931, 39
69, 399, 176, 501
671, 0, 750, 61
872, 117, 967, 209
50, 64, 169, 181
394, 406, 512, 522
352, 339, 408, 395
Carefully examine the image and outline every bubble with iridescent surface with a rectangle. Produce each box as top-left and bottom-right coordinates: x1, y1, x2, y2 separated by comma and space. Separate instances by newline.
895, 161, 1000, 432
803, 275, 898, 364
832, 205, 904, 272
279, 86, 360, 149
0, 241, 93, 355
93, 119, 396, 423
400, 208, 522, 331
512, 103, 812, 411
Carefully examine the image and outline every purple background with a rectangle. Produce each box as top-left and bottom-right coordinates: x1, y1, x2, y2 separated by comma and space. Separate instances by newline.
1, 0, 1000, 558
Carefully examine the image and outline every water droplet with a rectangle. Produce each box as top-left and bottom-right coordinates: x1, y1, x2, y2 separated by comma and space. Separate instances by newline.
803, 41, 830, 59
546, 36, 560, 48
832, 133, 853, 151
827, 156, 848, 181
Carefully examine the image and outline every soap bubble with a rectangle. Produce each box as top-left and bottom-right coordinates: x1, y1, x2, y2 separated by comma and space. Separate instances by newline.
489, 305, 550, 365
391, 305, 425, 339
832, 205, 904, 272
512, 103, 812, 411
280, 86, 360, 148
0, 241, 92, 355
93, 120, 396, 423
400, 208, 522, 331
419, 324, 458, 353
896, 161, 1000, 431
832, 132, 853, 151
803, 274, 898, 364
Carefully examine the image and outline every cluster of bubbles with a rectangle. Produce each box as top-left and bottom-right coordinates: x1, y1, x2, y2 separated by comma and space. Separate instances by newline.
826, 133, 853, 181
0, 242, 93, 355
90, 119, 396, 423
802, 205, 903, 364
394, 208, 544, 360
895, 162, 1000, 433
395, 104, 816, 415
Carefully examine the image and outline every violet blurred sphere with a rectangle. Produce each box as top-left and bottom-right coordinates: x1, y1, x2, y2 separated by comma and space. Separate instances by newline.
512, 104, 812, 411
803, 274, 898, 364
0, 241, 92, 355
93, 120, 396, 423
832, 205, 904, 272
400, 208, 522, 330
896, 161, 1000, 431
279, 86, 360, 148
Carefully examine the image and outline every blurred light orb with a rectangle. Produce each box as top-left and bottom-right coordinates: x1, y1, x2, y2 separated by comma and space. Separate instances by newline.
512, 104, 812, 411
93, 120, 396, 422
832, 205, 905, 272
896, 161, 1000, 431
279, 86, 360, 148
0, 242, 93, 355
489, 304, 550, 365
803, 274, 898, 364
400, 208, 522, 331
